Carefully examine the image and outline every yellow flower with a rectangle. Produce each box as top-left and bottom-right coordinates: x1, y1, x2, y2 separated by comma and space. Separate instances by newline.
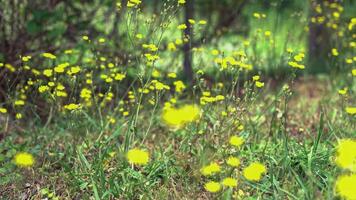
136, 34, 143, 39
0, 107, 7, 114
229, 136, 244, 148
162, 104, 200, 128
255, 81, 264, 88
67, 66, 81, 75
42, 52, 56, 59
178, 0, 186, 4
198, 20, 207, 25
335, 174, 356, 200
352, 69, 356, 76
127, 148, 149, 165
243, 162, 267, 181
226, 156, 240, 167
345, 107, 356, 115
168, 42, 177, 51
335, 139, 356, 172
201, 162, 221, 176
168, 72, 177, 78
64, 103, 80, 110
339, 88, 348, 95
14, 152, 35, 167
204, 181, 221, 193
222, 177, 238, 187
14, 100, 25, 106
178, 24, 187, 30
264, 31, 271, 37
16, 113, 22, 119
127, 0, 141, 7
252, 75, 260, 81
332, 48, 339, 56
38, 85, 50, 93
21, 56, 31, 62
173, 80, 186, 93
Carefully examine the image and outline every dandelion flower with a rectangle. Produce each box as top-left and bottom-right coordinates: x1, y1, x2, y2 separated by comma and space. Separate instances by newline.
162, 104, 200, 128
243, 162, 267, 181
335, 139, 356, 172
255, 81, 264, 88
335, 174, 356, 200
222, 177, 238, 187
226, 156, 240, 167
42, 52, 56, 59
201, 162, 221, 176
345, 107, 356, 115
14, 152, 35, 167
229, 136, 244, 148
204, 181, 221, 193
127, 148, 149, 165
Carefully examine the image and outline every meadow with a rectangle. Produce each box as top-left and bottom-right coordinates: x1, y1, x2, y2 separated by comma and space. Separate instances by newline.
0, 0, 355, 199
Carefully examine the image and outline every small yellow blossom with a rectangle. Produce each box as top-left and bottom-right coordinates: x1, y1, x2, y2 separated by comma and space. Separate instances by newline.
204, 181, 221, 193
178, 0, 186, 4
255, 81, 264, 88
64, 103, 80, 110
229, 136, 244, 148
201, 162, 221, 176
335, 139, 356, 172
42, 52, 56, 59
243, 162, 267, 181
226, 156, 240, 167
335, 174, 356, 200
345, 107, 356, 115
222, 177, 238, 187
14, 152, 35, 167
127, 148, 149, 165
0, 107, 7, 114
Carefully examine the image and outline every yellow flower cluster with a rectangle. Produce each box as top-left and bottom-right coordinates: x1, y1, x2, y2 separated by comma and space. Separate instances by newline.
161, 104, 200, 128
335, 139, 356, 200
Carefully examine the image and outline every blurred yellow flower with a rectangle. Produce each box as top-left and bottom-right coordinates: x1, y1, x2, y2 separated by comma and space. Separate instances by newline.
204, 181, 221, 193
178, 0, 186, 5
162, 104, 200, 128
14, 152, 35, 167
0, 107, 7, 114
255, 81, 264, 88
201, 162, 221, 176
64, 103, 80, 110
335, 174, 356, 200
42, 52, 56, 59
345, 107, 356, 115
335, 139, 356, 172
222, 177, 238, 187
226, 156, 240, 167
229, 136, 244, 148
243, 162, 267, 181
127, 148, 149, 165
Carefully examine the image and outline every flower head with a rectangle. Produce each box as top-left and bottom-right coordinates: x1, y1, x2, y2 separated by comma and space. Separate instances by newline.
222, 177, 238, 187
226, 156, 240, 167
162, 104, 200, 128
335, 139, 356, 172
243, 162, 267, 181
14, 152, 35, 167
201, 162, 221, 176
229, 136, 244, 148
204, 181, 221, 193
335, 174, 356, 200
127, 148, 149, 165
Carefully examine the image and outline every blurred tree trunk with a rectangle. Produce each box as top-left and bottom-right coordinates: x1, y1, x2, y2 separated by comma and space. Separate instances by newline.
308, 0, 331, 74
183, 0, 194, 82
